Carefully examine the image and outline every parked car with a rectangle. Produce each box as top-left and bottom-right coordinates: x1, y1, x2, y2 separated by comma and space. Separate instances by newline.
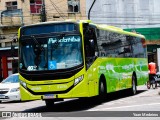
0, 73, 20, 103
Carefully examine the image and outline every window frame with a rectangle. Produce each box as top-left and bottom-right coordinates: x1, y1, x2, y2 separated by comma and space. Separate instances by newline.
6, 1, 18, 10
68, 0, 80, 13
30, 0, 43, 14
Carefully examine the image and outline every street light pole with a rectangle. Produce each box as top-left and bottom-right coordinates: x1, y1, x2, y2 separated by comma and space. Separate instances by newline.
88, 0, 96, 20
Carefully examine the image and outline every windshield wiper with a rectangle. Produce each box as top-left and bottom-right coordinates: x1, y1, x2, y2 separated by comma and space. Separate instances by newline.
31, 35, 45, 67
31, 35, 44, 52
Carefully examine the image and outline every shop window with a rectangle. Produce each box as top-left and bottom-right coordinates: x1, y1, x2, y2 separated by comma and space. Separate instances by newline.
30, 0, 42, 14
68, 0, 80, 13
6, 1, 17, 10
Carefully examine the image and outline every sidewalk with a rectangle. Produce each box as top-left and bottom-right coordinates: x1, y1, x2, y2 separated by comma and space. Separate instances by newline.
137, 85, 160, 97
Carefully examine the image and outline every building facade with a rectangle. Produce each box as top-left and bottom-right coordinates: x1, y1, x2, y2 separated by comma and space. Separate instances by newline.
0, 0, 87, 80
87, 0, 160, 28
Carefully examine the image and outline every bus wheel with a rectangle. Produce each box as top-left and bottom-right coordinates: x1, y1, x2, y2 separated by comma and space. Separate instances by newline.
45, 99, 55, 108
98, 80, 106, 102
131, 75, 137, 95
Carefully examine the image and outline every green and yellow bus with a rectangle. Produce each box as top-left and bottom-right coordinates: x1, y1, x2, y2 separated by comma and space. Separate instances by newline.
18, 20, 149, 107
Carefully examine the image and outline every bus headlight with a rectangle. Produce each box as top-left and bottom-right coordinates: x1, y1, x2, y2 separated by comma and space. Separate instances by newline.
74, 75, 84, 86
20, 80, 27, 89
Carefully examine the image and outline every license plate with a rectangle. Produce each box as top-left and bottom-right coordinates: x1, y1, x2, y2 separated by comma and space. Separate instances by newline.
0, 95, 5, 99
43, 94, 54, 99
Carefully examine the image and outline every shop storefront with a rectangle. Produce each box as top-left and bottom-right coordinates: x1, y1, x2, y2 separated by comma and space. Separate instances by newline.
0, 47, 18, 82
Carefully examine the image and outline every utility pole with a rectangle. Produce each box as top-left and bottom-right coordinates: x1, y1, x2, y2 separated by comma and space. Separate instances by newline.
20, 9, 24, 26
41, 0, 46, 22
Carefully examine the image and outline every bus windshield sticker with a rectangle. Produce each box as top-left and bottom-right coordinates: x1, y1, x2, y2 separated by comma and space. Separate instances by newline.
48, 61, 57, 70
27, 66, 37, 71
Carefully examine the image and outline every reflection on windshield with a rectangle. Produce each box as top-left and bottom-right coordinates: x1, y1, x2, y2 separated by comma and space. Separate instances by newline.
22, 45, 35, 68
20, 35, 83, 71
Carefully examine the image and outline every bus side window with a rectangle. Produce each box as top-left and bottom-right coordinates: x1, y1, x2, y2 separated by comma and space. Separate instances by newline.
135, 39, 145, 58
118, 46, 132, 58
100, 51, 106, 56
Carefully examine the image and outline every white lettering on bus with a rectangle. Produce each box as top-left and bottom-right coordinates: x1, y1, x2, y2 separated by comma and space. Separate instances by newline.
122, 64, 134, 70
48, 37, 80, 43
31, 87, 41, 91
57, 84, 67, 89
106, 64, 114, 70
99, 66, 105, 70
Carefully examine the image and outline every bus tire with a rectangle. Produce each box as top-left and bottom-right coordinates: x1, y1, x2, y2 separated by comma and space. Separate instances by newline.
45, 99, 55, 108
98, 78, 106, 102
131, 75, 137, 95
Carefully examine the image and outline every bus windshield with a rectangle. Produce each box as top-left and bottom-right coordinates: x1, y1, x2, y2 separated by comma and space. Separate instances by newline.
19, 35, 83, 71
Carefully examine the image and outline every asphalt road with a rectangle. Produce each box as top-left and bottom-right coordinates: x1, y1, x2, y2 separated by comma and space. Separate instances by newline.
0, 85, 160, 120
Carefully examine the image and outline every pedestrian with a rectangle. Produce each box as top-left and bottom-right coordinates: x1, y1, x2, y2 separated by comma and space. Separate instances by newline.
148, 61, 157, 88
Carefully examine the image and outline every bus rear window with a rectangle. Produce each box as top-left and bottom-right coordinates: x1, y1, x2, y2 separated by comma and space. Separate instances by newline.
22, 23, 77, 35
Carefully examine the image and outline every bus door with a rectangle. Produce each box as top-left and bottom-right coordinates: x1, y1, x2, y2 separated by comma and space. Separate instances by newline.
83, 25, 98, 96
86, 63, 97, 96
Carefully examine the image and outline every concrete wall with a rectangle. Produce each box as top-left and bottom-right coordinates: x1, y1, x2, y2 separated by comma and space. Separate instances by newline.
86, 0, 160, 28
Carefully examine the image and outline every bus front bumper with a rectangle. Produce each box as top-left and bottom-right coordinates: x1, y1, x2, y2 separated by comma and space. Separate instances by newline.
20, 78, 89, 101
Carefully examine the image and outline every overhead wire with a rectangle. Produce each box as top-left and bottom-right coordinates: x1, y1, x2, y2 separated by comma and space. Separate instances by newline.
49, 0, 65, 20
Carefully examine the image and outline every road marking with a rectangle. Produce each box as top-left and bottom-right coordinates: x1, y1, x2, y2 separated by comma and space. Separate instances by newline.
88, 102, 160, 111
